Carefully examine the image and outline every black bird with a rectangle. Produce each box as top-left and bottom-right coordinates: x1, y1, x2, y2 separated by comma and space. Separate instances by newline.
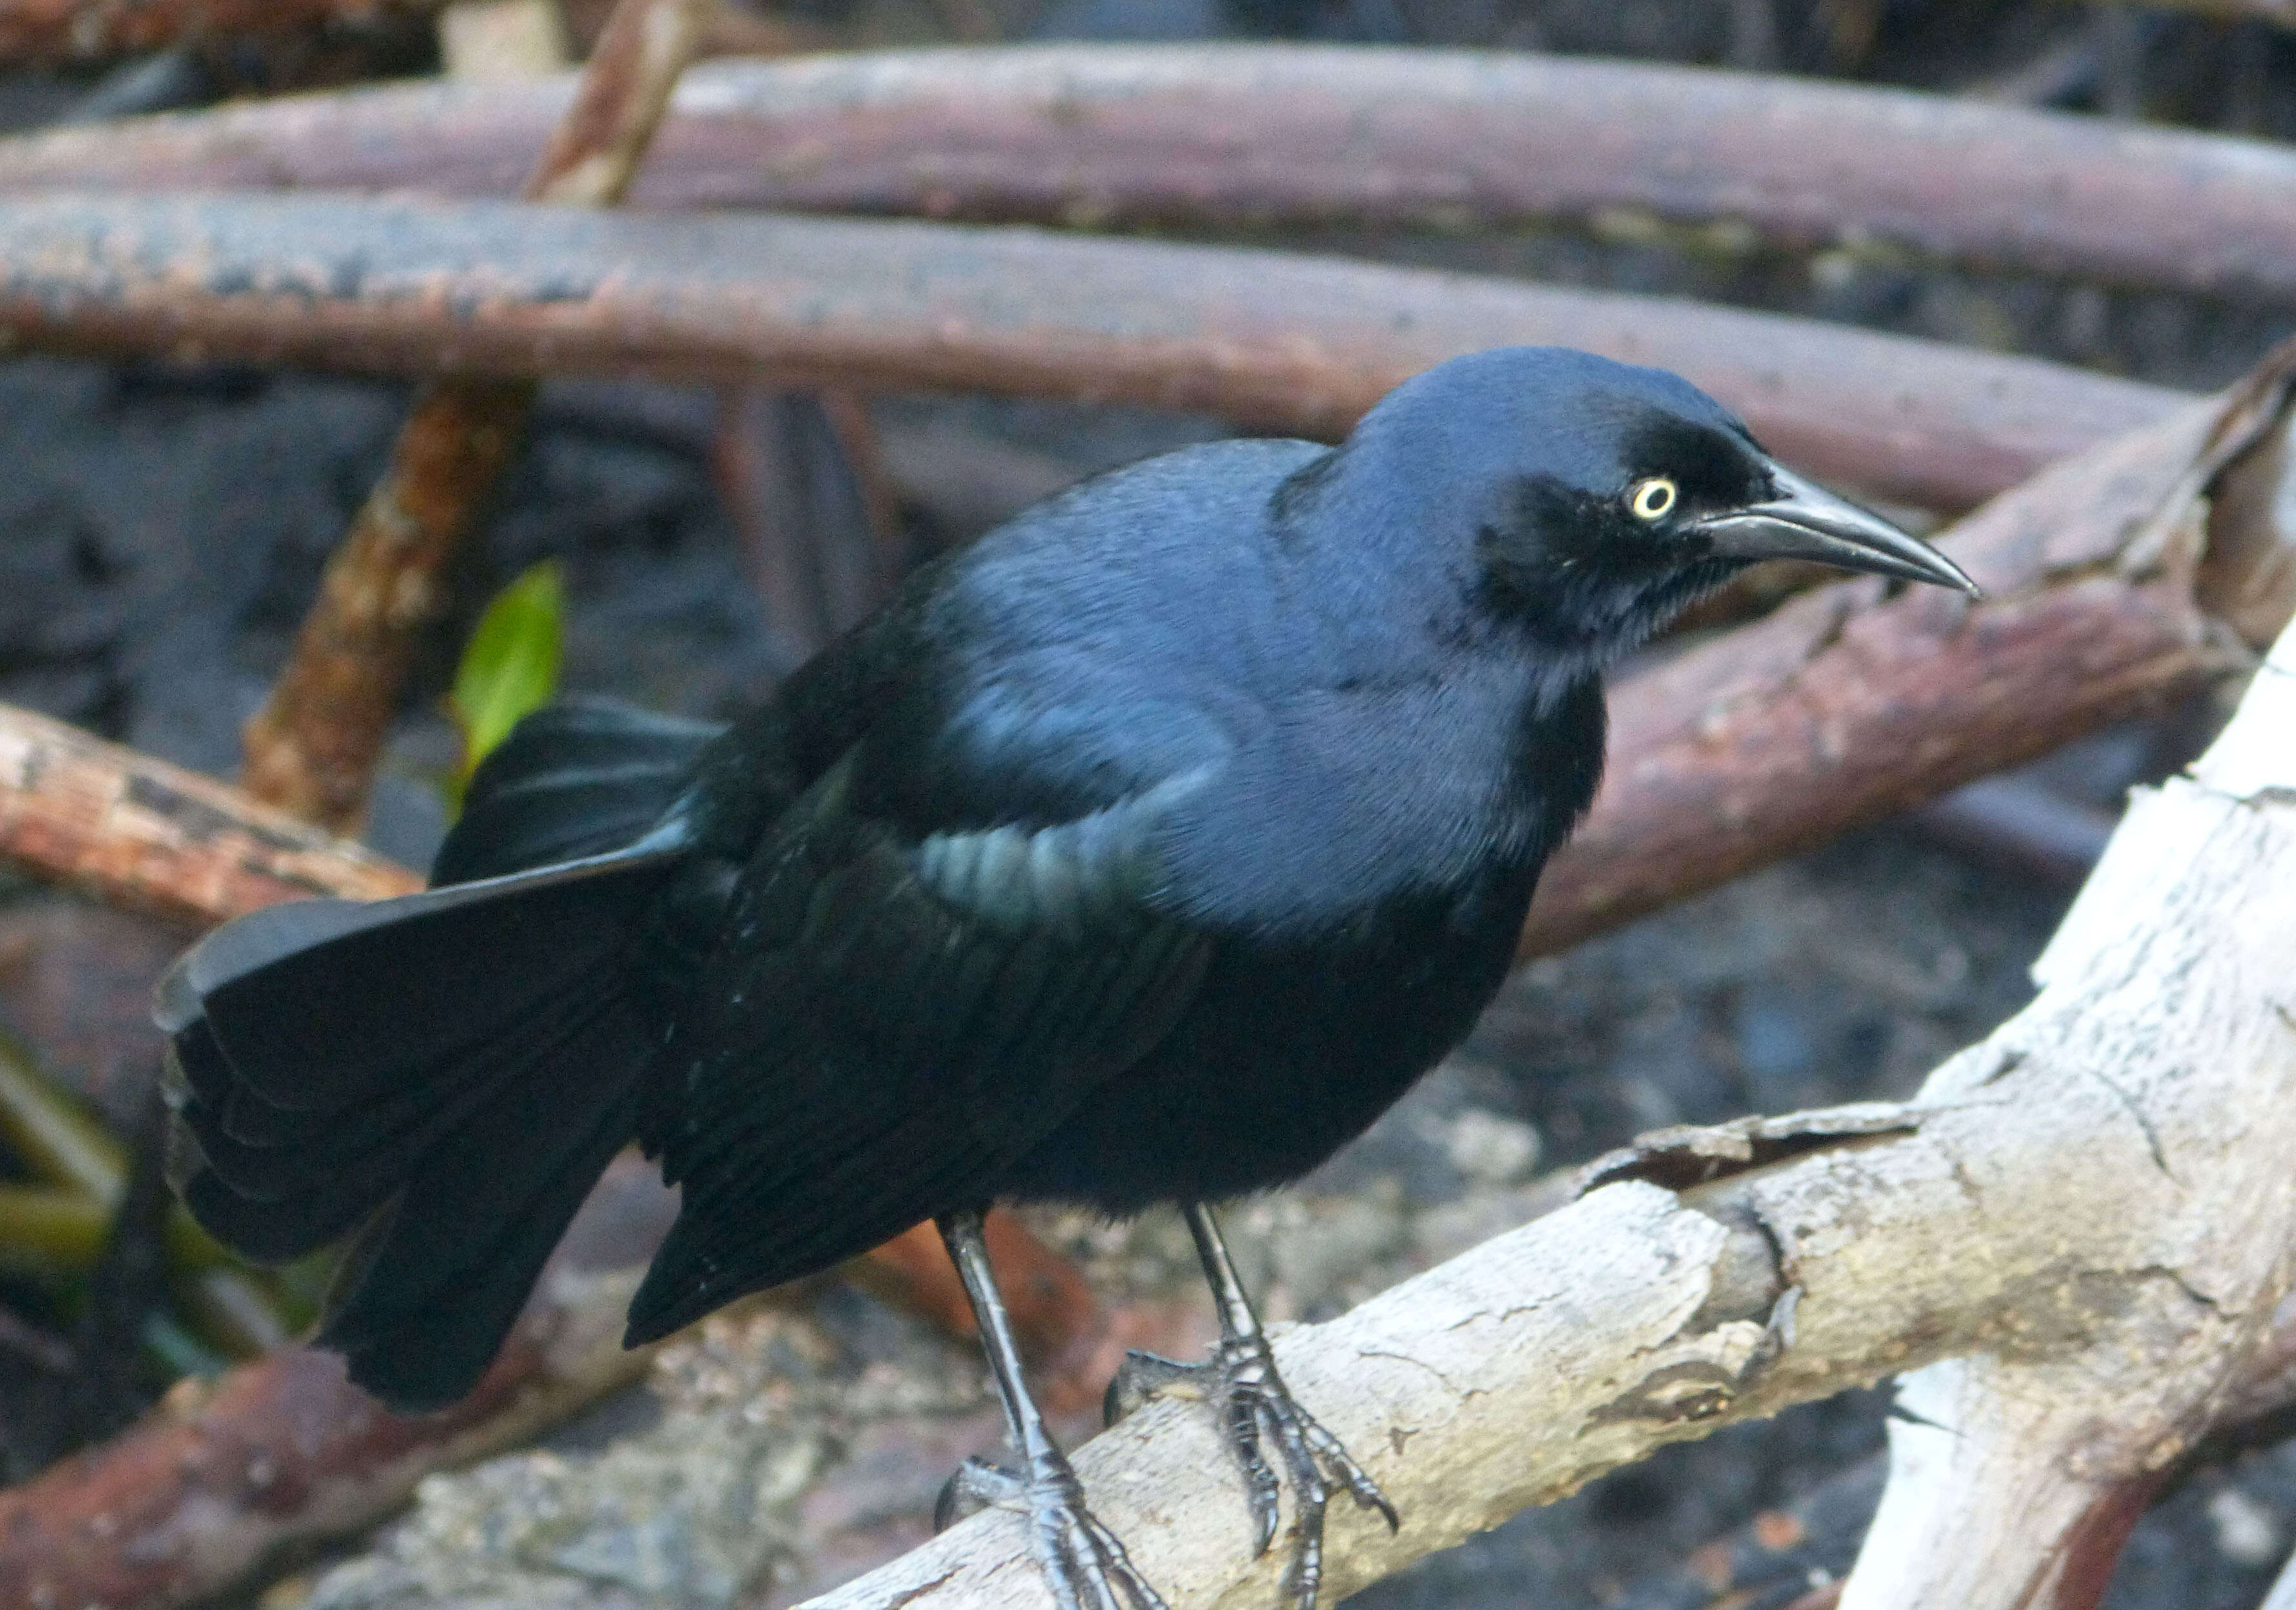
158, 348, 1973, 1610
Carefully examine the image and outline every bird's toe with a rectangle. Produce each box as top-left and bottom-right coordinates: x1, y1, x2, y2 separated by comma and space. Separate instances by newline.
1103, 1347, 1210, 1426
933, 1454, 1026, 1533
960, 1449, 1163, 1610
1207, 1333, 1400, 1608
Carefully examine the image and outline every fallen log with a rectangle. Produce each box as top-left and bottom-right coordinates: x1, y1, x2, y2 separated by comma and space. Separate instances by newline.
0, 192, 2186, 513
8, 46, 2296, 304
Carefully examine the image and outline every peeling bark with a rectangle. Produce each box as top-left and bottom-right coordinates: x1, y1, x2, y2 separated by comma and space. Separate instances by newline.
1834, 635, 2296, 1609
0, 192, 2185, 515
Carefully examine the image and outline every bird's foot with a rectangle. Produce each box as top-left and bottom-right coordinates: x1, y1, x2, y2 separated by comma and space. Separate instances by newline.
935, 1451, 1167, 1610
1105, 1336, 1398, 1609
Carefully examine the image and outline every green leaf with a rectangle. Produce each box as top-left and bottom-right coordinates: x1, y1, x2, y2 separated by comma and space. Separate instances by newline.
447, 561, 565, 810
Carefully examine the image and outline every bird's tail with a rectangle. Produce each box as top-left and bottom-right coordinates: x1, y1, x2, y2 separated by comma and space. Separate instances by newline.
161, 701, 721, 1411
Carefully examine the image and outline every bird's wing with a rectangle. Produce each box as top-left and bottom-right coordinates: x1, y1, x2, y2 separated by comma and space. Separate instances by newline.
624, 745, 1216, 1342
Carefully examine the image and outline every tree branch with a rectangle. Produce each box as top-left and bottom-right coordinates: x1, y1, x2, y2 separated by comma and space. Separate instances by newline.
1832, 631, 2296, 1607
0, 702, 421, 928
0, 192, 2186, 514
8, 47, 2296, 304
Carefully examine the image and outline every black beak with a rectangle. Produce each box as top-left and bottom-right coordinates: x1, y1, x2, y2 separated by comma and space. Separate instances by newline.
1696, 464, 1979, 596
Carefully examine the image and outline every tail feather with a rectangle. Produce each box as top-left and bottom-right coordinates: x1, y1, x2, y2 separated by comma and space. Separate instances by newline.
317, 1004, 653, 1411
162, 698, 715, 1411
184, 957, 622, 1200
174, 855, 669, 1116
326, 994, 649, 1304
435, 698, 722, 886
181, 1148, 387, 1262
326, 1078, 644, 1411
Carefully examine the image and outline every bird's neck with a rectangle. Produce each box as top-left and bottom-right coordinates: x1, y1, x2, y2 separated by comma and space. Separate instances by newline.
1275, 449, 1632, 707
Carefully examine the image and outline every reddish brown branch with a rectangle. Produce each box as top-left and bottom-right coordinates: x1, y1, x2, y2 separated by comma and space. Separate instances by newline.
524, 0, 710, 208
238, 0, 709, 830
8, 46, 2296, 304
0, 704, 422, 928
0, 192, 2186, 515
237, 379, 535, 828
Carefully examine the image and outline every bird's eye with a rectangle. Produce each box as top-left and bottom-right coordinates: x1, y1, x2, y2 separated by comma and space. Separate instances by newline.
1628, 477, 1677, 522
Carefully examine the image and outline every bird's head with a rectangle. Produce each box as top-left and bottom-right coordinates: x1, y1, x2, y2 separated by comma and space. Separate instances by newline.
1337, 346, 1976, 661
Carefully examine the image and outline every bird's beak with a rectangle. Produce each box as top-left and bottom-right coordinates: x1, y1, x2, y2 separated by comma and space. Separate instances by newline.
1695, 464, 1980, 596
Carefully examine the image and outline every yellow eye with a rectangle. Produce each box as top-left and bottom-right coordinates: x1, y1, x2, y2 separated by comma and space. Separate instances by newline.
1628, 477, 1677, 521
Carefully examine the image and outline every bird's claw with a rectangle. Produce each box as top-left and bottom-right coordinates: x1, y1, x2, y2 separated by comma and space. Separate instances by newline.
1106, 1336, 1398, 1609
934, 1452, 1167, 1610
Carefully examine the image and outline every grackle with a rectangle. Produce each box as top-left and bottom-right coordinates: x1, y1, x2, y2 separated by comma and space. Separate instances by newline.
158, 348, 1974, 1610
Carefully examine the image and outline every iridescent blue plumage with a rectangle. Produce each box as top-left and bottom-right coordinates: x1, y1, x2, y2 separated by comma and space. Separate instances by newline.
159, 347, 1972, 1610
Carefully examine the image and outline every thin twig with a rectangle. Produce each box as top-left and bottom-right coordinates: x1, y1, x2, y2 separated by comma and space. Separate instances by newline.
238, 0, 711, 831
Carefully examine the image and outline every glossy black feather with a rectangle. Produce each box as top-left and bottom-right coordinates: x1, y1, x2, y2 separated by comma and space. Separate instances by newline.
623, 753, 1212, 1342
434, 699, 724, 885
161, 851, 682, 1400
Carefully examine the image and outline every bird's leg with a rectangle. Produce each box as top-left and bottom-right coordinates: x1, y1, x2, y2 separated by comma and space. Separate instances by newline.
932, 1208, 1165, 1610
1104, 1204, 1398, 1610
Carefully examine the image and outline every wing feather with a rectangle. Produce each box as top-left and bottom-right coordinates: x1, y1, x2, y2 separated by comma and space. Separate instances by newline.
625, 753, 1210, 1344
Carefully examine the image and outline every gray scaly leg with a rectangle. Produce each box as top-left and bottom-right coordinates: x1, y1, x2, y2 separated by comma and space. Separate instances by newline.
934, 1208, 1165, 1610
